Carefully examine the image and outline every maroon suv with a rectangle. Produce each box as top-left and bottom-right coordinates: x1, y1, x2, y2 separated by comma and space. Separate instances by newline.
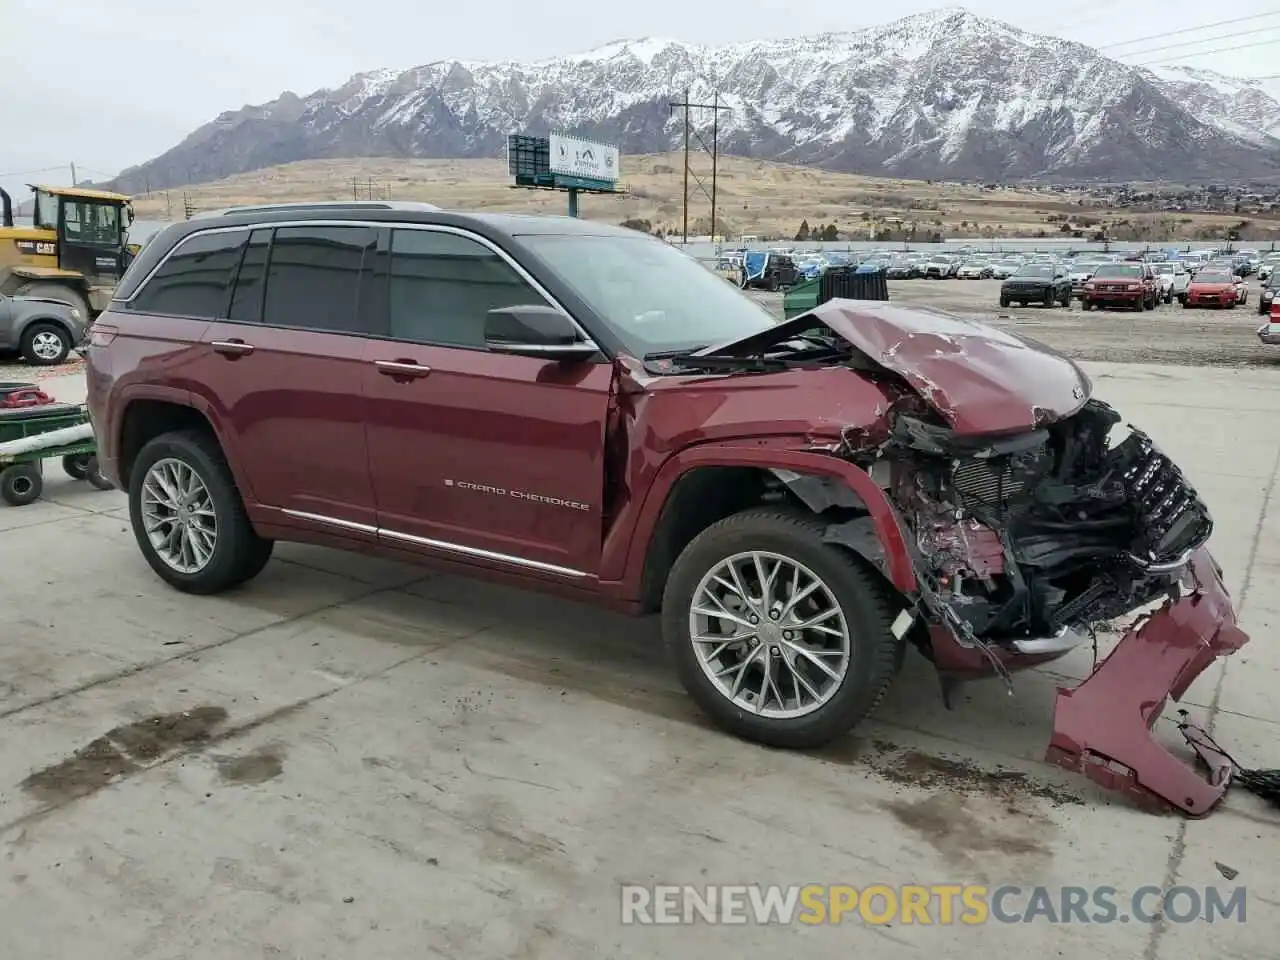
1081, 262, 1159, 311
86, 203, 1249, 814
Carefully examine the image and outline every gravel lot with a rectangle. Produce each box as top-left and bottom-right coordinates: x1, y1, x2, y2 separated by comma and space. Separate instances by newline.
1, 295, 1278, 958
750, 277, 1279, 368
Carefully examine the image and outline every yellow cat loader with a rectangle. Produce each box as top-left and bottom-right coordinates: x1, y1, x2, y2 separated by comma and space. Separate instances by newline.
0, 184, 139, 319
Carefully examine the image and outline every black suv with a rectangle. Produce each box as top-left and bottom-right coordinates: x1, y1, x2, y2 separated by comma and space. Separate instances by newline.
1260, 272, 1279, 315
999, 263, 1071, 308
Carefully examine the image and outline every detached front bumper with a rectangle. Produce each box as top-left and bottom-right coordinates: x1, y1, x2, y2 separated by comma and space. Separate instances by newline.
1046, 548, 1248, 816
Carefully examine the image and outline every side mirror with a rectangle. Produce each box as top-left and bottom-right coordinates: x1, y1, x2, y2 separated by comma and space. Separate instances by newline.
484, 305, 598, 361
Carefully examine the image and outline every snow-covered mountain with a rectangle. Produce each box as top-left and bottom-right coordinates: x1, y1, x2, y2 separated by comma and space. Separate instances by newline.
1141, 65, 1280, 145
109, 7, 1280, 191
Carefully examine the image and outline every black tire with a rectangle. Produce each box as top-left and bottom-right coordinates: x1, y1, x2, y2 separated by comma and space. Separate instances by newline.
767, 275, 780, 292
999, 294, 1010, 308
1043, 290, 1055, 308
19, 322, 71, 366
62, 453, 92, 480
1060, 290, 1071, 307
85, 456, 115, 490
661, 506, 901, 750
1, 463, 43, 506
128, 430, 273, 594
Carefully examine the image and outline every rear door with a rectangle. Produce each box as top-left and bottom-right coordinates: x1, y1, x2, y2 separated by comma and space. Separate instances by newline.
363, 226, 612, 577
196, 223, 381, 534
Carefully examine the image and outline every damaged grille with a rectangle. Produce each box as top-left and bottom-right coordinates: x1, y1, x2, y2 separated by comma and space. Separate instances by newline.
1119, 431, 1213, 567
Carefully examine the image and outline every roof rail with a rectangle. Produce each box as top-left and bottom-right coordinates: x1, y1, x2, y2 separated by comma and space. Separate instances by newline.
190, 199, 440, 219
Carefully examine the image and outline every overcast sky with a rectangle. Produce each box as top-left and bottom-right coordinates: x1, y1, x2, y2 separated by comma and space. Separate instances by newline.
2, 0, 1277, 201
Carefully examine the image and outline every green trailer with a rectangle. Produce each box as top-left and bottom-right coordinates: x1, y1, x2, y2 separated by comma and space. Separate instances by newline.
0, 399, 112, 506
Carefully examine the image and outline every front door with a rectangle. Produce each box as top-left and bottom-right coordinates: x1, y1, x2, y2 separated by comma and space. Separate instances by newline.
58, 197, 125, 285
193, 224, 382, 533
364, 227, 612, 577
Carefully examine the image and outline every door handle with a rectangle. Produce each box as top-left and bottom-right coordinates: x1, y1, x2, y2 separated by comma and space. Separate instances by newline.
374, 359, 432, 378
211, 339, 255, 357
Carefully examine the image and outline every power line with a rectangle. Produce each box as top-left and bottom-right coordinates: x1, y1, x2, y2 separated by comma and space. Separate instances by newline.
0, 165, 65, 180
1096, 12, 1280, 50
1130, 37, 1280, 66
1115, 26, 1280, 60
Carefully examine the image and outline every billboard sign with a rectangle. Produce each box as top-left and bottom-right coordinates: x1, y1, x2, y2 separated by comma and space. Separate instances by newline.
549, 134, 620, 183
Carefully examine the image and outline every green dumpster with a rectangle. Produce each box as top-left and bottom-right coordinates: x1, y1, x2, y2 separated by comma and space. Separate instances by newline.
782, 277, 821, 319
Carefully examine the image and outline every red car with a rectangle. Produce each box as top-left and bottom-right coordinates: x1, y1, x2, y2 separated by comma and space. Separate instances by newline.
85, 204, 1248, 814
1184, 269, 1238, 309
1081, 263, 1159, 311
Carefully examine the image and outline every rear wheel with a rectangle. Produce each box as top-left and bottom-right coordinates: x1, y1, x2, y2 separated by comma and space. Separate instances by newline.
62, 454, 92, 480
128, 430, 273, 594
662, 507, 902, 749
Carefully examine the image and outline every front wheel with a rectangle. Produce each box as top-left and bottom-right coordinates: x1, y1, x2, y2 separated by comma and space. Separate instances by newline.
128, 430, 273, 594
999, 294, 1010, 307
662, 507, 902, 749
0, 463, 42, 506
20, 323, 71, 366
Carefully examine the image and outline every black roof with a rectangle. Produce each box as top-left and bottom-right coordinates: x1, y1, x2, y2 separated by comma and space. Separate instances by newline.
116, 206, 642, 301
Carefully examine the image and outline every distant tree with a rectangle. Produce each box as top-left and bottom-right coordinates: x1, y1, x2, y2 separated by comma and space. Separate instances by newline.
795, 219, 811, 241
821, 224, 839, 241
619, 218, 653, 233
859, 210, 871, 221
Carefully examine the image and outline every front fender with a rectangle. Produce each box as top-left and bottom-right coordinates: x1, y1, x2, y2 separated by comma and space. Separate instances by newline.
605, 444, 916, 596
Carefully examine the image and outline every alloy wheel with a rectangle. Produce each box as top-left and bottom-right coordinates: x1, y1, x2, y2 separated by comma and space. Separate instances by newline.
30, 331, 64, 361
689, 550, 852, 719
140, 457, 218, 574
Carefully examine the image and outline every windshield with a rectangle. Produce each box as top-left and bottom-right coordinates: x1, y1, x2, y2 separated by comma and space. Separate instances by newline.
1092, 264, 1141, 279
521, 234, 776, 355
1195, 271, 1233, 284
1154, 264, 1175, 274
1014, 265, 1054, 279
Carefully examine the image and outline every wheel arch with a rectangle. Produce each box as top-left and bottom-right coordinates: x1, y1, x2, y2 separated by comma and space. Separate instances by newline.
620, 445, 916, 612
114, 393, 247, 496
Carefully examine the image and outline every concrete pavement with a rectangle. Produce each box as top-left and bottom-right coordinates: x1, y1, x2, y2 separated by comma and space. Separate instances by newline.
0, 364, 1277, 959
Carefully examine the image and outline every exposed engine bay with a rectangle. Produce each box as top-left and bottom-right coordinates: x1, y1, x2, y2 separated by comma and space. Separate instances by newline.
881, 398, 1214, 649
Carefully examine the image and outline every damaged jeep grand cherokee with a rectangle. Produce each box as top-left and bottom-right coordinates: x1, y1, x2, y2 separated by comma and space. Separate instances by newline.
87, 209, 1248, 815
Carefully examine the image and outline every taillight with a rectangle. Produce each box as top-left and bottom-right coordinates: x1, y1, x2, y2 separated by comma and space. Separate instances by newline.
88, 322, 118, 347
1271, 302, 1280, 320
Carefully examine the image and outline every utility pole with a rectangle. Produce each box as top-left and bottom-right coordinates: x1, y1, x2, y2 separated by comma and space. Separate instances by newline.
69, 161, 77, 187
668, 89, 732, 245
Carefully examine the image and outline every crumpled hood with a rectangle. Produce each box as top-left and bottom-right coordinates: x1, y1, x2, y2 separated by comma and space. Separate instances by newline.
697, 300, 1091, 436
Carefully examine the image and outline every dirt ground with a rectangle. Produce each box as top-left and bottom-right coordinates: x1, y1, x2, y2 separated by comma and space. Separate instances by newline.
749, 277, 1280, 368
125, 153, 1280, 243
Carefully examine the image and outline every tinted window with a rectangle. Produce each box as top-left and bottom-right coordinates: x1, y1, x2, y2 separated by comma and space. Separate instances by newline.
388, 230, 545, 348
228, 229, 271, 322
1015, 265, 1054, 278
262, 226, 376, 333
130, 230, 246, 318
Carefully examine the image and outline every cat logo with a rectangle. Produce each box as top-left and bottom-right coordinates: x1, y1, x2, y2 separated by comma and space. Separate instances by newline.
15, 240, 55, 257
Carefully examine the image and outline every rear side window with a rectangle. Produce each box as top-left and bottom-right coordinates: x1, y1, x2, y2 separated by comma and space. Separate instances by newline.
129, 230, 247, 318
388, 229, 545, 348
261, 226, 377, 333
228, 229, 271, 322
